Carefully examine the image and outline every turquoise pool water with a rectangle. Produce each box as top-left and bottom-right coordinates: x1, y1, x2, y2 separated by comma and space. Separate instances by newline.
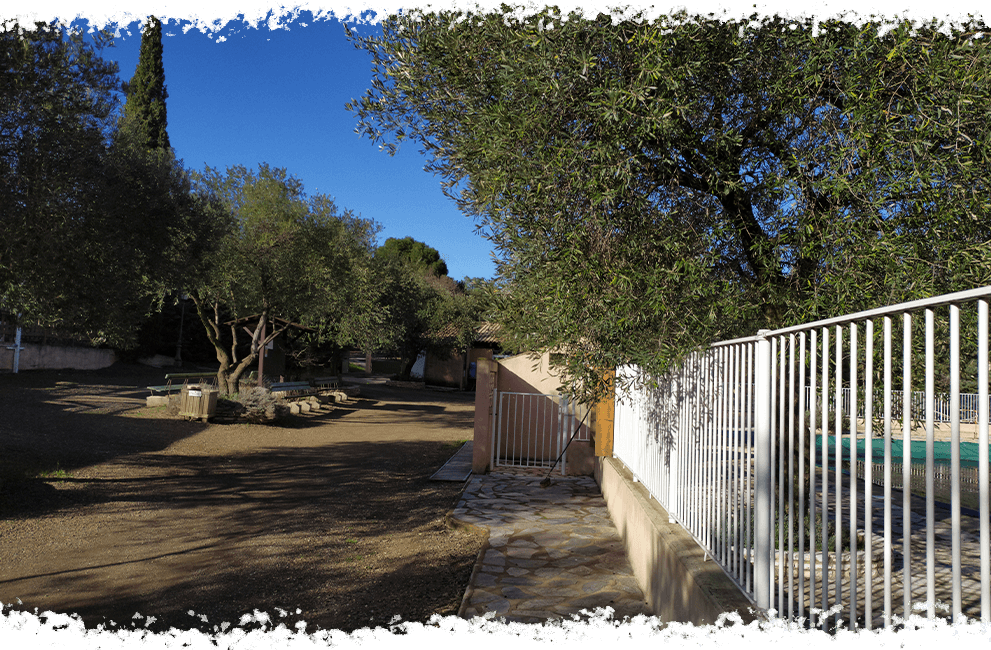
815, 435, 990, 469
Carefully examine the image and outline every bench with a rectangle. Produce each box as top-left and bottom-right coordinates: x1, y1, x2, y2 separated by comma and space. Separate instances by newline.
147, 372, 217, 395
269, 377, 340, 399
269, 381, 315, 398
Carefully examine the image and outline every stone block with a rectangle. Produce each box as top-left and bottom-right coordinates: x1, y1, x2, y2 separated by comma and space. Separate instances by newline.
146, 395, 169, 407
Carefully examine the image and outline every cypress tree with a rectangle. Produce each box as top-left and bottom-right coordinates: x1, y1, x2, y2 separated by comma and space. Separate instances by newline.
122, 16, 170, 150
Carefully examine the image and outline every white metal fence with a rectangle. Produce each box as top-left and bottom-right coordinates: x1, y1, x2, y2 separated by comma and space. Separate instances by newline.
806, 386, 988, 424
490, 390, 590, 473
613, 286, 991, 629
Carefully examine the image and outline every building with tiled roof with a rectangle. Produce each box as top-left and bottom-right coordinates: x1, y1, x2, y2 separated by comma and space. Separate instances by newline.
424, 322, 503, 390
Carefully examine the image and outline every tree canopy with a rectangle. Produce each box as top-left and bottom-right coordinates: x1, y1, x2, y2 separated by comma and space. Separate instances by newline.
1, 21, 211, 347
120, 16, 170, 151
348, 10, 991, 401
374, 236, 449, 277
189, 164, 379, 393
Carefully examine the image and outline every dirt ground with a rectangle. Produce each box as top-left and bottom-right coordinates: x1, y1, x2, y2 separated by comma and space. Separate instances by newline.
0, 364, 485, 633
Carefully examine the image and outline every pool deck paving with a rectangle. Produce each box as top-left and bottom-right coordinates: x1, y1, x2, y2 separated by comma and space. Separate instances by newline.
802, 468, 989, 627
449, 467, 654, 624
448, 464, 988, 629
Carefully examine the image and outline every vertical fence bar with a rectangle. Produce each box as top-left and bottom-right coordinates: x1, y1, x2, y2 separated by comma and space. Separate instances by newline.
728, 345, 736, 568
850, 322, 858, 629
755, 332, 773, 612
980, 299, 990, 623
798, 332, 807, 622
810, 329, 818, 624
673, 361, 686, 521
695, 355, 703, 547
558, 395, 566, 475
950, 304, 961, 621
864, 319, 874, 630
675, 363, 682, 524
821, 326, 830, 621
719, 346, 727, 565
492, 388, 500, 470
746, 343, 754, 595
529, 394, 537, 468
777, 335, 786, 615
834, 324, 843, 627
925, 309, 935, 620
902, 312, 912, 619
511, 392, 518, 467
788, 334, 796, 619
691, 354, 701, 541
517, 394, 524, 467
704, 352, 713, 554
511, 392, 518, 466
729, 346, 736, 565
883, 316, 893, 627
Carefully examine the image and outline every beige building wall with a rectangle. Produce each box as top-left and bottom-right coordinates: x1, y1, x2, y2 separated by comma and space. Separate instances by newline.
1, 343, 116, 372
473, 352, 595, 476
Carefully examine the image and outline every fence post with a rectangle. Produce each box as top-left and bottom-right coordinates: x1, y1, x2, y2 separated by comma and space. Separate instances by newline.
754, 330, 773, 612
472, 357, 498, 473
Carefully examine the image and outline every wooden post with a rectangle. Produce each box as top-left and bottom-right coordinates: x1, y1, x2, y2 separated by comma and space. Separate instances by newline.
472, 357, 499, 473
594, 369, 616, 457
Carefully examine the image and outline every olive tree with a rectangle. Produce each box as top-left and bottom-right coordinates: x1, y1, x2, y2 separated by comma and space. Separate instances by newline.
189, 164, 379, 394
347, 10, 991, 403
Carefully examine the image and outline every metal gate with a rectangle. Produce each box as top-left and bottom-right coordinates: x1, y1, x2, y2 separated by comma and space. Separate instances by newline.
490, 390, 577, 473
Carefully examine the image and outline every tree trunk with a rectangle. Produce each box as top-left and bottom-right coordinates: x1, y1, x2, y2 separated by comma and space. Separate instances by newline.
399, 354, 418, 381
190, 294, 261, 396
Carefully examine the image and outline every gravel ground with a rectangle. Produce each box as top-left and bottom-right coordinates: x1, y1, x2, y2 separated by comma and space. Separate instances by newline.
0, 363, 484, 633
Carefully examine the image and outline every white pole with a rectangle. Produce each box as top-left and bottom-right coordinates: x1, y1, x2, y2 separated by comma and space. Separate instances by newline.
12, 324, 22, 373
951, 304, 962, 621
903, 312, 913, 619
755, 331, 773, 612
978, 300, 989, 623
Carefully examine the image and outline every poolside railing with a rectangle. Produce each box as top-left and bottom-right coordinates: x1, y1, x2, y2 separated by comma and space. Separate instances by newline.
613, 286, 991, 629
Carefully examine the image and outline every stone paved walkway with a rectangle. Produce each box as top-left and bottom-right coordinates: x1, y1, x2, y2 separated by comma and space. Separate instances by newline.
451, 468, 654, 624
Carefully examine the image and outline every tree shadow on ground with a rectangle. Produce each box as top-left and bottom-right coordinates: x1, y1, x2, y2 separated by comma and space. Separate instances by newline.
0, 365, 209, 516
0, 376, 483, 633
1, 440, 479, 632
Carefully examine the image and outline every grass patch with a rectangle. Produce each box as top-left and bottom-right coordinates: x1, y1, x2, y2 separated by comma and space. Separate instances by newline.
36, 463, 71, 481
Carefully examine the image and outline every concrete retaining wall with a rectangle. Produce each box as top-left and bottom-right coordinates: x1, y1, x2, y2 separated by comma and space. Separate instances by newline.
1, 342, 116, 372
594, 455, 761, 625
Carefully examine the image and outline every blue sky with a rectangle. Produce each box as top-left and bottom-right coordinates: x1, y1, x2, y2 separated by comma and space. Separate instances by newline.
86, 13, 498, 282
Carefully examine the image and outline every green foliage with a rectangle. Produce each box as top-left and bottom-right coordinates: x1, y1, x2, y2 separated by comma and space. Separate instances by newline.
366, 237, 493, 379
120, 16, 170, 151
348, 10, 991, 403
0, 21, 213, 347
189, 164, 379, 393
366, 259, 452, 378
374, 236, 449, 276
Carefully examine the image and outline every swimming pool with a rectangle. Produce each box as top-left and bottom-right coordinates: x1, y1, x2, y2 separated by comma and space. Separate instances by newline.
816, 435, 990, 469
